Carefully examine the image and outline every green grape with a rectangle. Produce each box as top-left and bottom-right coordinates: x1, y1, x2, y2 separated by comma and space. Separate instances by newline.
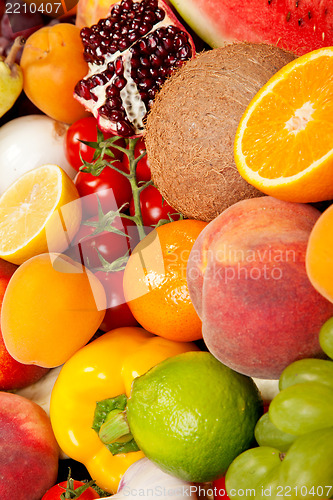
257, 427, 333, 500
269, 381, 333, 435
319, 317, 333, 360
226, 428, 333, 500
279, 358, 333, 391
225, 446, 281, 498
255, 412, 296, 451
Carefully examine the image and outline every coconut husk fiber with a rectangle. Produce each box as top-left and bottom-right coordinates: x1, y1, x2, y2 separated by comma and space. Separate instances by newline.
145, 43, 296, 222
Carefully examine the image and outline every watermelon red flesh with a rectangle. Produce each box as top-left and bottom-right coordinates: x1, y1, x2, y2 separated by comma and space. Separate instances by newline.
168, 0, 333, 55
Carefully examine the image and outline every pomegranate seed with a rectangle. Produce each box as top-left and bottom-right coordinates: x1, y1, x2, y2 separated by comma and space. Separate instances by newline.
115, 58, 124, 75
107, 96, 123, 108
140, 56, 150, 67
106, 85, 121, 97
75, 80, 91, 100
150, 54, 162, 67
116, 121, 134, 137
137, 67, 150, 78
114, 76, 127, 89
110, 109, 125, 121
178, 44, 192, 59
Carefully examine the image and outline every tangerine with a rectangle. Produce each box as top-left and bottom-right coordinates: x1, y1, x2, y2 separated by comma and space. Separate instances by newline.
123, 219, 207, 342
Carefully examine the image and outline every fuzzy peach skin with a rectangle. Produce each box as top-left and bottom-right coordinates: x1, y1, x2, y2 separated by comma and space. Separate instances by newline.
0, 392, 59, 500
186, 196, 333, 379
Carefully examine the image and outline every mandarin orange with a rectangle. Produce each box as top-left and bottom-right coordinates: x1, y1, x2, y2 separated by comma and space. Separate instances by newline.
123, 220, 207, 342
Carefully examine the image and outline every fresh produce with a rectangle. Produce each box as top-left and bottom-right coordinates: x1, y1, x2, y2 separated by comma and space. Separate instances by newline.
50, 327, 199, 492
96, 351, 263, 482
320, 317, 333, 359
225, 427, 333, 500
234, 47, 333, 203
0, 115, 77, 194
254, 412, 297, 452
306, 203, 333, 303
74, 162, 132, 218
0, 164, 82, 265
0, 258, 49, 390
20, 23, 90, 124
0, 36, 24, 118
65, 116, 125, 172
76, 0, 119, 28
124, 219, 207, 341
168, 0, 333, 56
0, 391, 59, 500
186, 196, 333, 379
145, 43, 295, 222
129, 184, 180, 226
110, 458, 197, 500
74, 0, 195, 136
95, 270, 139, 331
122, 136, 151, 183
1, 253, 106, 368
42, 476, 100, 500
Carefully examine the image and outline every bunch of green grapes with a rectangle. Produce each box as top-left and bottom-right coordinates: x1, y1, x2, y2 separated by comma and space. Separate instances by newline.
225, 318, 333, 500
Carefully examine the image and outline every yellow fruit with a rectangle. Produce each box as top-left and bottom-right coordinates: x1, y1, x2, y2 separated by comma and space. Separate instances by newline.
0, 164, 81, 264
234, 47, 333, 203
0, 37, 24, 118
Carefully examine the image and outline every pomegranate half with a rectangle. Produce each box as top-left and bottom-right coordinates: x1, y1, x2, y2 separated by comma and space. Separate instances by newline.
74, 0, 195, 136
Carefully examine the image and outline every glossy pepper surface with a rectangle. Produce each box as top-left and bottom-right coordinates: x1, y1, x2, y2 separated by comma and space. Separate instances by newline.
50, 326, 199, 493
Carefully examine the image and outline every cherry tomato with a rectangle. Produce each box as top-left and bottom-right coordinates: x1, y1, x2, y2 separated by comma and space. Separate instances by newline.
65, 116, 124, 171
213, 476, 231, 500
130, 185, 180, 227
68, 216, 140, 269
42, 479, 99, 499
74, 162, 132, 218
123, 136, 151, 183
95, 270, 139, 332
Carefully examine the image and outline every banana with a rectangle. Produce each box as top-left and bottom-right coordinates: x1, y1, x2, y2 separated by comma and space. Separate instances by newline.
0, 37, 25, 118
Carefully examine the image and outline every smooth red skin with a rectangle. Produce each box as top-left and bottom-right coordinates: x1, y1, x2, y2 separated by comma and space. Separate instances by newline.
65, 116, 125, 171
213, 476, 231, 500
74, 162, 132, 218
0, 259, 48, 390
67, 215, 140, 269
187, 197, 333, 380
130, 184, 180, 226
0, 392, 59, 500
42, 480, 100, 499
95, 270, 139, 332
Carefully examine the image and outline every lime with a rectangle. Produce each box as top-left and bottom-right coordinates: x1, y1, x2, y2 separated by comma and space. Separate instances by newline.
126, 351, 263, 482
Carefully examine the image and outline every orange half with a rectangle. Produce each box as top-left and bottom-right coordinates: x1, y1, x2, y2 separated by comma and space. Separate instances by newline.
234, 47, 333, 203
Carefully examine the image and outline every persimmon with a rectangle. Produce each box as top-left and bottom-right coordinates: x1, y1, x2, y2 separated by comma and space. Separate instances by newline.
21, 23, 90, 124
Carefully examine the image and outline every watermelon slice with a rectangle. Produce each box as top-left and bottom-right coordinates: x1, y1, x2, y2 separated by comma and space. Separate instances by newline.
169, 0, 333, 55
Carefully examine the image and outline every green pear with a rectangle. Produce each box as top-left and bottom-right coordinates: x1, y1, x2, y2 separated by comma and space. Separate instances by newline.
0, 37, 25, 118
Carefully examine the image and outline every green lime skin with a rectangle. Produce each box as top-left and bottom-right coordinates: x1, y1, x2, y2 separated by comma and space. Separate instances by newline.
319, 317, 333, 360
254, 412, 296, 452
126, 351, 263, 483
226, 427, 333, 500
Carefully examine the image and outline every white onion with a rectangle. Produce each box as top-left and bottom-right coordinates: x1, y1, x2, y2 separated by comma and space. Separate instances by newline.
0, 114, 76, 194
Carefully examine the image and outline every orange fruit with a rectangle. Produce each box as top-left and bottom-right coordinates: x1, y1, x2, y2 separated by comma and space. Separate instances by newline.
1, 253, 106, 368
306, 203, 333, 303
0, 164, 82, 265
123, 219, 207, 342
21, 23, 90, 124
234, 47, 333, 203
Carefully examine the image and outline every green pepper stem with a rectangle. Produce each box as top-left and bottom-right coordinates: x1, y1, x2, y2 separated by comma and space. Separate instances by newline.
99, 409, 132, 445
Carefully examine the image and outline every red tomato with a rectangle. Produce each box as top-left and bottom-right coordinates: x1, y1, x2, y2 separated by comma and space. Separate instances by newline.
68, 216, 140, 269
65, 116, 124, 171
74, 162, 132, 218
42, 480, 99, 499
130, 185, 181, 227
213, 477, 231, 500
123, 136, 151, 183
95, 270, 139, 332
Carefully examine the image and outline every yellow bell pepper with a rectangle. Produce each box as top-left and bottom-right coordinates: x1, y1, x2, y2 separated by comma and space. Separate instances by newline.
50, 326, 199, 493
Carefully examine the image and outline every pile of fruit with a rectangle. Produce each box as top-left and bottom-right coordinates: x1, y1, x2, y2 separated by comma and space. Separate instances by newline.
0, 0, 333, 499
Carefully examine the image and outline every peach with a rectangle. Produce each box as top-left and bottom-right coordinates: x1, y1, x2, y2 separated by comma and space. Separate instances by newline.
0, 392, 59, 500
0, 259, 49, 390
187, 197, 333, 379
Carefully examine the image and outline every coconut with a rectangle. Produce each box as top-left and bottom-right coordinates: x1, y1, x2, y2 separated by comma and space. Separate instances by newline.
145, 43, 296, 222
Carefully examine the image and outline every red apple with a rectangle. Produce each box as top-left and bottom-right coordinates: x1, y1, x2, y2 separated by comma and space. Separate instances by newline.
0, 391, 59, 500
0, 258, 49, 390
